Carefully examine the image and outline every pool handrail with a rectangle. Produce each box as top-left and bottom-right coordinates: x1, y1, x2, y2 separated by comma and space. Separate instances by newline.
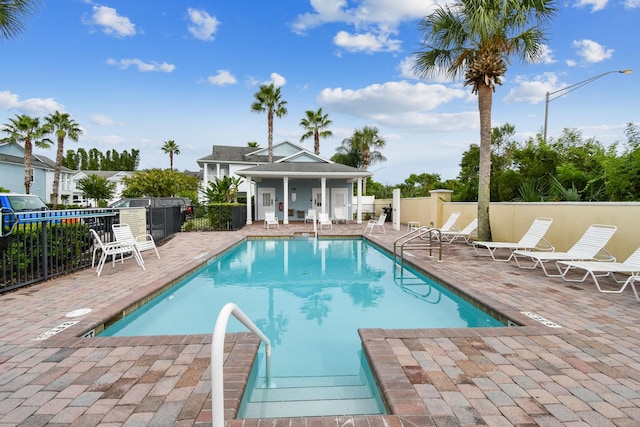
393, 226, 443, 266
211, 302, 271, 427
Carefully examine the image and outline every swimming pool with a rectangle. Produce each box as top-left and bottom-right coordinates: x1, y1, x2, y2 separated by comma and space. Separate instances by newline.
100, 237, 504, 417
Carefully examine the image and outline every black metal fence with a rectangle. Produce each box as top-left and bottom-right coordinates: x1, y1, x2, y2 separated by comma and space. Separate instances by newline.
182, 204, 247, 231
0, 206, 183, 294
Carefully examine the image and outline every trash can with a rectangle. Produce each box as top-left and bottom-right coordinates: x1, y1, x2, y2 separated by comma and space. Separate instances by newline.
382, 206, 392, 222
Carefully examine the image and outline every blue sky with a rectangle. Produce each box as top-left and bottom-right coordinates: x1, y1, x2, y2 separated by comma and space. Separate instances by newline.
1, 0, 638, 184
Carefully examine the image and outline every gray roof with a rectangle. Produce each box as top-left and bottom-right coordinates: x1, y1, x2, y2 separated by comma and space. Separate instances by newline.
0, 152, 54, 170
197, 145, 276, 164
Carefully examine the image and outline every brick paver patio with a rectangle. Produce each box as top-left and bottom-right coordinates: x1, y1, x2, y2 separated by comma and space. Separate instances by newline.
0, 222, 639, 426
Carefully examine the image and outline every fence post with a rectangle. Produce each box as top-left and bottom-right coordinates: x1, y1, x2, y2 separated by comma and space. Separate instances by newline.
428, 190, 453, 228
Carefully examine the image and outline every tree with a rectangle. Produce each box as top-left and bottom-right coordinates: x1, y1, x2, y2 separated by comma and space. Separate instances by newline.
331, 137, 363, 168
121, 169, 199, 199
0, 0, 41, 40
352, 126, 386, 195
1, 114, 51, 194
161, 140, 180, 171
77, 173, 116, 207
251, 83, 288, 162
202, 176, 244, 203
299, 108, 333, 155
44, 111, 82, 209
414, 0, 557, 241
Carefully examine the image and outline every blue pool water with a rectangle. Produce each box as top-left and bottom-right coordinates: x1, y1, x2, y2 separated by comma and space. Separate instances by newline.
101, 238, 503, 378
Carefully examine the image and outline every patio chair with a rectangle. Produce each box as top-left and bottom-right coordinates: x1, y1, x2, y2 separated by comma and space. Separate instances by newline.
439, 218, 477, 244
623, 276, 640, 302
512, 224, 617, 276
472, 217, 554, 261
556, 245, 640, 293
90, 229, 144, 277
365, 214, 386, 235
113, 223, 160, 259
333, 206, 349, 224
264, 211, 279, 229
304, 209, 316, 223
318, 212, 333, 229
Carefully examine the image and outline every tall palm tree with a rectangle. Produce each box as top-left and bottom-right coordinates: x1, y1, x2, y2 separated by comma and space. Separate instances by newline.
44, 111, 82, 209
0, 0, 41, 39
355, 126, 386, 195
413, 0, 556, 241
299, 108, 333, 155
161, 140, 180, 171
251, 83, 288, 162
1, 114, 51, 194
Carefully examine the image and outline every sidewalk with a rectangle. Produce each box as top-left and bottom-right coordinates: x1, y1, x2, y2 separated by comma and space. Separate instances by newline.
0, 222, 639, 426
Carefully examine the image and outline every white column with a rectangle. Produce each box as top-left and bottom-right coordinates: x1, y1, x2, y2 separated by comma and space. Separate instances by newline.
283, 176, 289, 224
356, 178, 363, 224
246, 178, 253, 225
321, 177, 327, 214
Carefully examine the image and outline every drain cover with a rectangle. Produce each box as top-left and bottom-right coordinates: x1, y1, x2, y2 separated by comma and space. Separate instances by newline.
66, 308, 92, 318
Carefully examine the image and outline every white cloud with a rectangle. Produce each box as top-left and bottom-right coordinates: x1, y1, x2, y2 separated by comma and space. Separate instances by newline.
503, 73, 561, 104
187, 8, 220, 41
107, 58, 176, 73
624, 0, 640, 7
574, 0, 609, 12
572, 39, 614, 63
90, 114, 119, 126
0, 90, 62, 115
333, 29, 401, 53
89, 5, 136, 37
318, 80, 471, 130
269, 73, 287, 87
536, 45, 556, 64
205, 70, 237, 86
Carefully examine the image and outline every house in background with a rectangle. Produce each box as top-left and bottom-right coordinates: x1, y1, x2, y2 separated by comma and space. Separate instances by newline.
198, 142, 371, 224
0, 142, 74, 204
69, 171, 133, 206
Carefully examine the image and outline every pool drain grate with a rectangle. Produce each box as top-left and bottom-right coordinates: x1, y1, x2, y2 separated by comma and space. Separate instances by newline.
521, 311, 562, 328
32, 321, 79, 340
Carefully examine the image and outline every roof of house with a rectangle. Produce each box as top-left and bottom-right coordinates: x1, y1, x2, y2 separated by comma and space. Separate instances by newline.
197, 145, 274, 164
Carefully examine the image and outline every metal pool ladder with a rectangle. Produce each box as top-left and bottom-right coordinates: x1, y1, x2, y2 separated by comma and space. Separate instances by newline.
393, 226, 443, 269
211, 303, 271, 427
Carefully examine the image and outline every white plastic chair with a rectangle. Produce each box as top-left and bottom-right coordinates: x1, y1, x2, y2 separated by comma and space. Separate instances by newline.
439, 218, 478, 244
472, 217, 554, 261
304, 209, 316, 223
264, 212, 279, 229
513, 224, 617, 276
365, 214, 387, 235
113, 223, 160, 259
333, 207, 349, 224
317, 212, 332, 229
90, 229, 144, 277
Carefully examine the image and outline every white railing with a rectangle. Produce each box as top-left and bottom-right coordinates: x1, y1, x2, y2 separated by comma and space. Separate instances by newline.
211, 303, 271, 427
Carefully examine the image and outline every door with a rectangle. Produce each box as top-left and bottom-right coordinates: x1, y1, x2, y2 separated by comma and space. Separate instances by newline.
257, 188, 276, 220
312, 188, 323, 213
331, 188, 348, 218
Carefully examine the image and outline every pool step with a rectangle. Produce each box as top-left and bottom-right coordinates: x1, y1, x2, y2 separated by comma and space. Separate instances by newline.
240, 374, 384, 418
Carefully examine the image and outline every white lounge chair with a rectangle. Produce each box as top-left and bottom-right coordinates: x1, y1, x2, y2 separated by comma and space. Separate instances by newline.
113, 223, 159, 259
439, 218, 477, 244
513, 224, 617, 276
472, 217, 554, 261
556, 246, 640, 293
437, 211, 461, 233
304, 209, 316, 223
333, 206, 349, 224
622, 276, 640, 302
365, 214, 386, 235
318, 212, 332, 229
90, 229, 144, 277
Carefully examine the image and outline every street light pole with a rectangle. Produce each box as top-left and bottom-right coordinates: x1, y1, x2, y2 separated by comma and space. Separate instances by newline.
543, 69, 632, 143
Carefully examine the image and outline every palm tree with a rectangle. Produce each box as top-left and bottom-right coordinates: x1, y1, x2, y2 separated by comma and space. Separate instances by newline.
1, 114, 51, 194
299, 108, 333, 155
161, 140, 180, 171
0, 0, 41, 40
44, 111, 82, 209
353, 126, 386, 195
251, 83, 288, 162
413, 0, 556, 241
